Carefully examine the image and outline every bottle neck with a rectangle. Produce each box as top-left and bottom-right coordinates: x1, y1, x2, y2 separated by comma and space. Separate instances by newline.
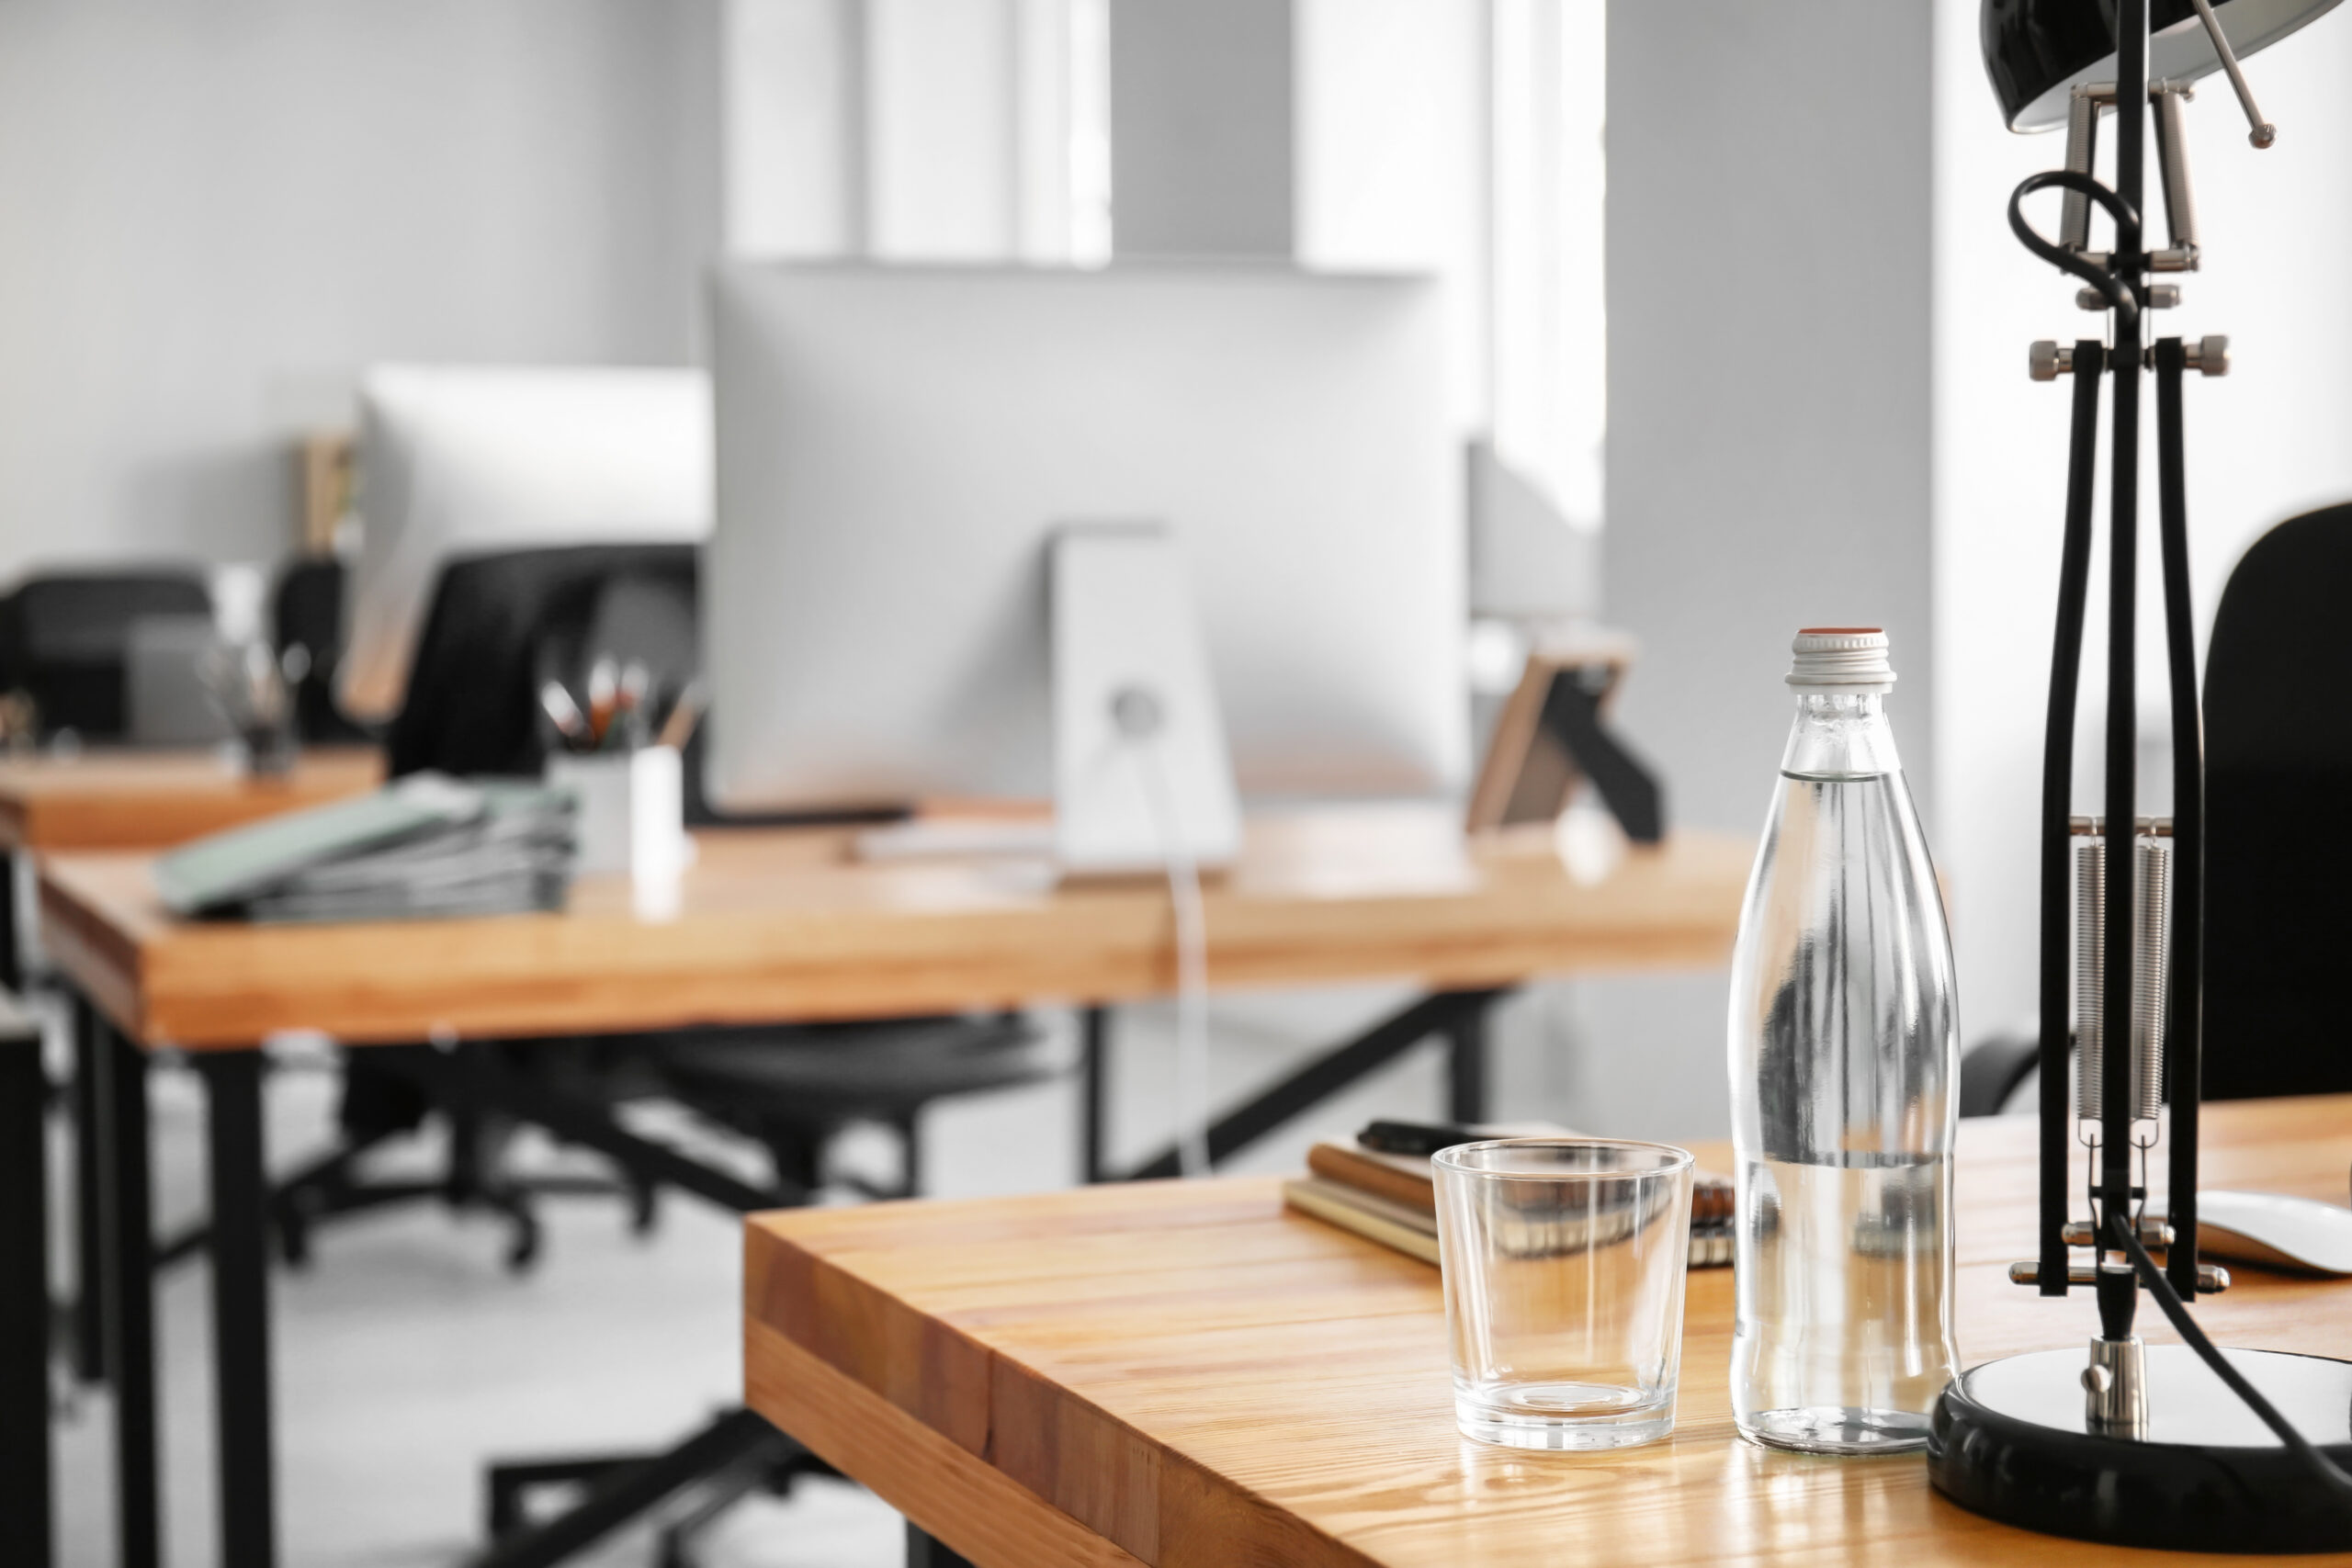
1781, 691, 1901, 779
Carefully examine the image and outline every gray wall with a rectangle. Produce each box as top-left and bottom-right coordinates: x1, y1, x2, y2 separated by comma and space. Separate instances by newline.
1604, 0, 1935, 835
1574, 0, 1937, 1139
1110, 0, 1294, 258
0, 0, 720, 584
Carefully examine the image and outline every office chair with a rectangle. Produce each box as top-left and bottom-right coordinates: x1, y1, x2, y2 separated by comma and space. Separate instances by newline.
361, 546, 1055, 1563
2200, 502, 2352, 1100
0, 570, 213, 739
270, 557, 371, 744
280, 545, 704, 1269
1959, 1026, 2041, 1118
284, 546, 1056, 1270
1957, 502, 2352, 1115
397, 546, 1056, 1203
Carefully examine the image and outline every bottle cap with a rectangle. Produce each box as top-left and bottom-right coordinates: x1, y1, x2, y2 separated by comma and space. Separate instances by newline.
1787, 627, 1894, 693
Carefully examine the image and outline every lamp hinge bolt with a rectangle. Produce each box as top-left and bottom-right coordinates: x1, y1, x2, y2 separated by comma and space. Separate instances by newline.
2186, 333, 2230, 375
2008, 1257, 2226, 1292
2082, 285, 2180, 310
2063, 1217, 2173, 1248
2030, 341, 2075, 381
2010, 1261, 2098, 1286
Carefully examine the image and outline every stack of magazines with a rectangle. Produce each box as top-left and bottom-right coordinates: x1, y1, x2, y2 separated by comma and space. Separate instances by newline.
1283, 1122, 1736, 1269
157, 773, 577, 923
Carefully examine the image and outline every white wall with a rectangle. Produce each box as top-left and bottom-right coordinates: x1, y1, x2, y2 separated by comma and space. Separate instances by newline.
1295, 0, 1487, 430
1930, 1, 2352, 1036
0, 0, 721, 585
1575, 0, 1936, 1141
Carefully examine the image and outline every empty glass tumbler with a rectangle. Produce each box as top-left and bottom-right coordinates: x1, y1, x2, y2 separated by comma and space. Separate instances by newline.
1434, 1138, 1696, 1450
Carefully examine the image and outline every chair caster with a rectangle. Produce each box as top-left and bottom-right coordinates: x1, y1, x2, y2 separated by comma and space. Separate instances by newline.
503, 1210, 543, 1273
629, 1177, 660, 1237
276, 1193, 317, 1270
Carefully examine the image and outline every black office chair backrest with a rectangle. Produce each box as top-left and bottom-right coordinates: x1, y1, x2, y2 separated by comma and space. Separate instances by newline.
0, 570, 213, 739
387, 545, 699, 779
2200, 501, 2352, 1100
270, 558, 370, 744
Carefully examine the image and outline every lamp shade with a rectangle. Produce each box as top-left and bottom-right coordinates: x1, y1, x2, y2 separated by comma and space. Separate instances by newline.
1984, 0, 2343, 130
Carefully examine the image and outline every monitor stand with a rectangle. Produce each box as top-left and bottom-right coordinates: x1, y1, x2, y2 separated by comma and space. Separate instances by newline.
1050, 522, 1240, 877
852, 524, 1240, 877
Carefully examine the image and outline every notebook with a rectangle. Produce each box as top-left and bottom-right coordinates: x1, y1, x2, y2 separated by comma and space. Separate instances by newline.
1284, 1133, 1736, 1269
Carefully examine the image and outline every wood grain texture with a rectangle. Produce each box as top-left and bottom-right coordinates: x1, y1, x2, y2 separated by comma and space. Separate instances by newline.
36, 804, 1752, 1049
0, 747, 380, 852
744, 1318, 1148, 1568
745, 1098, 2352, 1568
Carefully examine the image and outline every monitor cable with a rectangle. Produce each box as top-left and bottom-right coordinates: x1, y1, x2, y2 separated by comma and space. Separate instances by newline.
1113, 684, 1214, 1179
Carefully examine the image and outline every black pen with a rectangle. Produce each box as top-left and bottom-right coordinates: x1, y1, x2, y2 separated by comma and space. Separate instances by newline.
1357, 1120, 1496, 1156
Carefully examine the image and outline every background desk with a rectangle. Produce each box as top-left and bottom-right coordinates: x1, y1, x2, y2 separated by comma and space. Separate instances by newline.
0, 744, 381, 860
745, 1096, 2352, 1568
0, 744, 381, 991
0, 743, 380, 1568
36, 806, 1752, 1568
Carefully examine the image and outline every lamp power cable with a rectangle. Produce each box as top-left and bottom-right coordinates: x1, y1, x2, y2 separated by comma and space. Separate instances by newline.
2110, 1213, 2352, 1508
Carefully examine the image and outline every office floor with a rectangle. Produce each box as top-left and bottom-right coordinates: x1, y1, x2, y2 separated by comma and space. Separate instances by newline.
46, 984, 1481, 1568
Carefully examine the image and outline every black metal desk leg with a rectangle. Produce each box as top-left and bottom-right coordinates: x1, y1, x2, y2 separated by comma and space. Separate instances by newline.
198, 1049, 276, 1568
1447, 1003, 1489, 1124
906, 1522, 978, 1568
71, 994, 107, 1384
0, 998, 52, 1565
1080, 1006, 1111, 1184
98, 1015, 161, 1568
0, 849, 20, 993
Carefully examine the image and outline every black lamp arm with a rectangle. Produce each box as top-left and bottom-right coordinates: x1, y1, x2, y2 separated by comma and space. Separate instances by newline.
2034, 340, 2107, 1297
2154, 338, 2206, 1300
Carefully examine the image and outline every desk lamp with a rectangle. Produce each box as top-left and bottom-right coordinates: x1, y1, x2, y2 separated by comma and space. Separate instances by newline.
1926, 0, 2352, 1550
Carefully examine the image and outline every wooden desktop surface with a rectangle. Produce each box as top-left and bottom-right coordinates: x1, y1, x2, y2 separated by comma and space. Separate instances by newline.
0, 746, 381, 853
36, 806, 1752, 1050
744, 1097, 2352, 1568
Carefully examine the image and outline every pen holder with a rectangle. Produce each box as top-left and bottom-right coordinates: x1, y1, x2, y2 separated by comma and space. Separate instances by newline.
547, 745, 689, 879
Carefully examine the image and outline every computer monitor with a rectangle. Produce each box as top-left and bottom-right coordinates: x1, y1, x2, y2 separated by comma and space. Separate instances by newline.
705, 264, 1466, 813
339, 365, 712, 722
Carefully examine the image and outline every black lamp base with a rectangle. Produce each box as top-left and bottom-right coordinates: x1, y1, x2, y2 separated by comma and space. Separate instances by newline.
1928, 1345, 2352, 1552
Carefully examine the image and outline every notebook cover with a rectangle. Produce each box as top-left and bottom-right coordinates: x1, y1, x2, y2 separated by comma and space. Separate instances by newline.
155, 772, 487, 915
1307, 1137, 1736, 1225
1283, 1176, 1735, 1270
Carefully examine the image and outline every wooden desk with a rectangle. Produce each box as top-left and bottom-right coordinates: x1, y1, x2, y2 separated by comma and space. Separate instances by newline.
0, 745, 381, 856
744, 1097, 2352, 1568
31, 807, 1754, 1568
42, 807, 1749, 1049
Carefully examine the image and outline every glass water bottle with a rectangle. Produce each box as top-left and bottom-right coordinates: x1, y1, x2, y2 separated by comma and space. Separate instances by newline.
1726, 628, 1960, 1453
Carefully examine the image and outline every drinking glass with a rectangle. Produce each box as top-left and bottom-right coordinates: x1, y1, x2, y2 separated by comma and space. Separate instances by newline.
1433, 1138, 1695, 1450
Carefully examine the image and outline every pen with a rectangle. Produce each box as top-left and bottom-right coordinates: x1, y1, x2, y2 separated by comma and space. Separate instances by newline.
539, 681, 591, 749
1356, 1120, 1496, 1156
586, 656, 618, 746
655, 677, 707, 751
619, 660, 650, 739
